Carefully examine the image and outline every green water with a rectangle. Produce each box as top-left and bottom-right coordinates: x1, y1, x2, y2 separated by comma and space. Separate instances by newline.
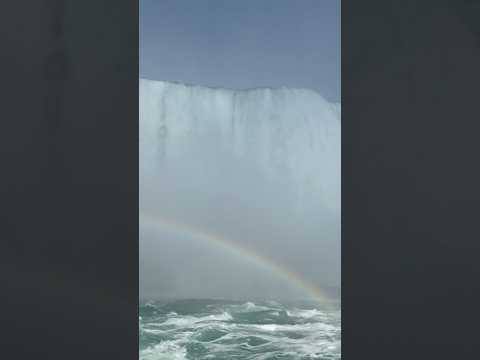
139, 299, 341, 360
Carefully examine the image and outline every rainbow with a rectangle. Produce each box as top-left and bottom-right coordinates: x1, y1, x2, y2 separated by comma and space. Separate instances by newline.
140, 212, 331, 303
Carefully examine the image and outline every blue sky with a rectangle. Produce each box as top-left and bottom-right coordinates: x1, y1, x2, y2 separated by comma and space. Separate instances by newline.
140, 0, 340, 102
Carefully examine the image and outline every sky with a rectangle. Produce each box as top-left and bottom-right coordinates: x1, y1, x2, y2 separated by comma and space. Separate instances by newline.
140, 0, 340, 102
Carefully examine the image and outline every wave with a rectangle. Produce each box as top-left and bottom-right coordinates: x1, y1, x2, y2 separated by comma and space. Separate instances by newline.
139, 299, 340, 359
140, 341, 187, 360
287, 308, 324, 319
252, 321, 337, 333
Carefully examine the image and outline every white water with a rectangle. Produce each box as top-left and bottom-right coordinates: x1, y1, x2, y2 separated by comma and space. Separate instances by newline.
140, 79, 340, 216
139, 300, 341, 360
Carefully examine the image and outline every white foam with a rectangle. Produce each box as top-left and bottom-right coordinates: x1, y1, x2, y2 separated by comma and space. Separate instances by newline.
252, 321, 337, 333
286, 308, 324, 319
244, 302, 256, 310
139, 341, 187, 360
204, 311, 233, 322
233, 302, 270, 312
159, 311, 232, 328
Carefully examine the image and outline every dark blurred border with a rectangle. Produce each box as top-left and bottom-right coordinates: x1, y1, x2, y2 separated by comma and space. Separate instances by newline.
343, 0, 480, 358
0, 1, 138, 358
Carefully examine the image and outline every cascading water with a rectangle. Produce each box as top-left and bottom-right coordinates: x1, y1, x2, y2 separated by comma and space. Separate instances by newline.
140, 79, 340, 216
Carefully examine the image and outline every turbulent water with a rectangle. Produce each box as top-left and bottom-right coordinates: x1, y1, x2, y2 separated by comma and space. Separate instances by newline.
139, 299, 341, 360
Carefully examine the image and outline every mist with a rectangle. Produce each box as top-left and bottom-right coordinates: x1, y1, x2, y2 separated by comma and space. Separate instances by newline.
139, 80, 340, 301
